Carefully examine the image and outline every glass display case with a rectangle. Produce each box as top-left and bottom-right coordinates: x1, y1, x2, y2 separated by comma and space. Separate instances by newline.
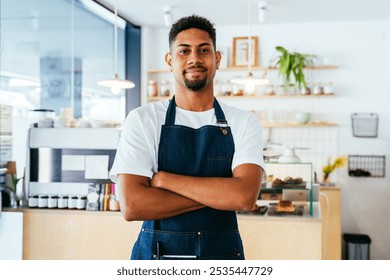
261, 162, 315, 217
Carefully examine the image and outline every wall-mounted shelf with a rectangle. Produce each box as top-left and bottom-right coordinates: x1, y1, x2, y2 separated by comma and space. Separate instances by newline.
147, 65, 338, 74
147, 93, 335, 102
262, 122, 338, 128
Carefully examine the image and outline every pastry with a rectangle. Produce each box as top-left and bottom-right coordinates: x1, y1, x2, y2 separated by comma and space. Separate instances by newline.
272, 178, 284, 188
283, 176, 295, 184
293, 177, 304, 184
275, 200, 295, 212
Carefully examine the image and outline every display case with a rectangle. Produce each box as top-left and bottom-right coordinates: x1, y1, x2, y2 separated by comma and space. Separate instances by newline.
261, 162, 315, 217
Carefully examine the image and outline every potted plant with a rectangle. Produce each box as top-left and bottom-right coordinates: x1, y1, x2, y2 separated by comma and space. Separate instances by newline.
272, 46, 315, 92
322, 155, 348, 184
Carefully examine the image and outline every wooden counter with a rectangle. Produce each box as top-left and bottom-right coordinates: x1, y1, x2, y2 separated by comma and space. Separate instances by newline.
22, 209, 141, 260
21, 203, 323, 260
320, 186, 342, 260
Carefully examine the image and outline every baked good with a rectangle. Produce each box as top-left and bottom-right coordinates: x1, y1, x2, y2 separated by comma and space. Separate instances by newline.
293, 177, 304, 184
283, 176, 295, 184
275, 200, 295, 212
272, 178, 284, 188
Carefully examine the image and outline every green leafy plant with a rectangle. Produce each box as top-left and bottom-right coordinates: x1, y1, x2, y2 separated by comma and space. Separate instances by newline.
3, 174, 22, 194
323, 155, 348, 182
272, 46, 315, 91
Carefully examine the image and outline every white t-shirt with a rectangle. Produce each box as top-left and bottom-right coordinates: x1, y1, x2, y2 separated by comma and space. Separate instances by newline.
109, 99, 265, 182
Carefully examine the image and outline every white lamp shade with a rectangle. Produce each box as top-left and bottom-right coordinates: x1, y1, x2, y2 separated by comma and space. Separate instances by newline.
97, 74, 135, 94
231, 73, 269, 86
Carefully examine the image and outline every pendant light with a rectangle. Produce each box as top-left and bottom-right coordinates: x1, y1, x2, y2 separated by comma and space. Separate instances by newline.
98, 0, 135, 94
231, 0, 269, 86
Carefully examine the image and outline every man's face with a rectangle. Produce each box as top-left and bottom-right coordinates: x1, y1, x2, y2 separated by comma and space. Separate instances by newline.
165, 28, 221, 91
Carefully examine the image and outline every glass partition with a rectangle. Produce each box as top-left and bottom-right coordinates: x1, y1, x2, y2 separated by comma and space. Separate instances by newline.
0, 0, 127, 121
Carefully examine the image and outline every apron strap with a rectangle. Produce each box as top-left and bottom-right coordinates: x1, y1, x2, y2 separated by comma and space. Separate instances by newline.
164, 95, 229, 127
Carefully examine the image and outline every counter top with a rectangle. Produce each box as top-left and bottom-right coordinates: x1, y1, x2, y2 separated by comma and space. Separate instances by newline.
4, 199, 321, 222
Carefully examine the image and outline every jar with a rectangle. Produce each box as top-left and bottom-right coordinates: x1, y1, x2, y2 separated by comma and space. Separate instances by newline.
160, 80, 170, 97
68, 196, 78, 209
147, 80, 158, 97
265, 84, 275, 95
57, 195, 68, 208
323, 82, 334, 95
312, 83, 324, 95
38, 194, 48, 208
48, 195, 58, 208
77, 196, 87, 210
221, 80, 232, 96
232, 84, 244, 96
28, 194, 38, 208
300, 86, 311, 95
275, 85, 285, 96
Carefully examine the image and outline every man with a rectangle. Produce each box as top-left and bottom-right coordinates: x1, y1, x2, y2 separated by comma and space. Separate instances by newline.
110, 15, 265, 260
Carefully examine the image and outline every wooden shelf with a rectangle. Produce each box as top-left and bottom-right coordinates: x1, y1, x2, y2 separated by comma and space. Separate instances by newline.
147, 65, 338, 73
147, 93, 335, 102
262, 122, 338, 128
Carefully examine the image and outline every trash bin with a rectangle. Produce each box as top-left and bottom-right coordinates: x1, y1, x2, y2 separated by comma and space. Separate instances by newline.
343, 233, 372, 260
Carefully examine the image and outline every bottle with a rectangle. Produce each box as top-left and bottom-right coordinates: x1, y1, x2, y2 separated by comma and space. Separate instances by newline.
109, 184, 120, 211
147, 80, 158, 97
103, 183, 111, 211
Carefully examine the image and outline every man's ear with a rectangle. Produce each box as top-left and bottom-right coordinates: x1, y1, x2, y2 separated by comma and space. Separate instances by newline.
215, 50, 222, 70
165, 52, 172, 71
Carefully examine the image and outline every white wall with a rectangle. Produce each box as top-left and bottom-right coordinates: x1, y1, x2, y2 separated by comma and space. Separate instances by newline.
142, 19, 390, 259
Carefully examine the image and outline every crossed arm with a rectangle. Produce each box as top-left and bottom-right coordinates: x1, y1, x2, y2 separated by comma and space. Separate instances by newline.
117, 163, 263, 221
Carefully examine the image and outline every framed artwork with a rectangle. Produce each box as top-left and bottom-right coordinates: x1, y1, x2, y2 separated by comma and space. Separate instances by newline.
232, 36, 259, 67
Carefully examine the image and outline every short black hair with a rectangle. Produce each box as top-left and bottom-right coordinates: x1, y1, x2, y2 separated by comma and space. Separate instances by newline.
169, 15, 216, 50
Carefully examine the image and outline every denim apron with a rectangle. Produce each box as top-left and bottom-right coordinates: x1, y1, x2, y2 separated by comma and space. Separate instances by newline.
131, 96, 244, 260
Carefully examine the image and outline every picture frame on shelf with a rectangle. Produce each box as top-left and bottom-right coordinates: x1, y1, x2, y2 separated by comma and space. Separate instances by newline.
232, 36, 258, 67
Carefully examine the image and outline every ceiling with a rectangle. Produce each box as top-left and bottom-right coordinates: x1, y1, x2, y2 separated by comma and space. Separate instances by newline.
96, 0, 390, 27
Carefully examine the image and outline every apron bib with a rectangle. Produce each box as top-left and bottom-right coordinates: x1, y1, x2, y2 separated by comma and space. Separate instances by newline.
131, 96, 244, 260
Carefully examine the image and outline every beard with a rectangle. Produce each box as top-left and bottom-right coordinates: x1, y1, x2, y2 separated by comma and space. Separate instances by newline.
184, 76, 207, 91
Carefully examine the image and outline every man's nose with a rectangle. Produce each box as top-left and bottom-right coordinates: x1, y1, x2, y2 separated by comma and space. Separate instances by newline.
188, 52, 203, 65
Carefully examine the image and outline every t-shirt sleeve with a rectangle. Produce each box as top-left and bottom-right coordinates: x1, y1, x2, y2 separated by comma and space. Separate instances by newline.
231, 112, 265, 171
109, 110, 154, 183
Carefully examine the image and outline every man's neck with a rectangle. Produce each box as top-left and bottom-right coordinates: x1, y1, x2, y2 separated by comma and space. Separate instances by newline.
174, 87, 215, 112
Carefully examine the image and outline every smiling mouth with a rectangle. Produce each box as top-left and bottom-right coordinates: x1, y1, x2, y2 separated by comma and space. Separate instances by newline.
184, 67, 207, 74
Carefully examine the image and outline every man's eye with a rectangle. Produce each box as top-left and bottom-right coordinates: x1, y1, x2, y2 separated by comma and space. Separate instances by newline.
179, 49, 189, 54
200, 49, 210, 54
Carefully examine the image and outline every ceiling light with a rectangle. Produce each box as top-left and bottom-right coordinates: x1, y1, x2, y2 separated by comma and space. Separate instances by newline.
258, 1, 268, 23
163, 6, 173, 27
97, 0, 135, 94
231, 0, 269, 86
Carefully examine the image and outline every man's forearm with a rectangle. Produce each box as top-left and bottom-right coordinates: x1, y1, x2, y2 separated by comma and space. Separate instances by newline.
117, 174, 205, 221
151, 164, 263, 211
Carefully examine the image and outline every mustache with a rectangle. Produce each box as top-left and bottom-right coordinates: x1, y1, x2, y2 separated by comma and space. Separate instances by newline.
184, 66, 207, 73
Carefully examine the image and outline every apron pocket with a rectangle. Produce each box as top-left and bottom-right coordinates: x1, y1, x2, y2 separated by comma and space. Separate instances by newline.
141, 229, 199, 260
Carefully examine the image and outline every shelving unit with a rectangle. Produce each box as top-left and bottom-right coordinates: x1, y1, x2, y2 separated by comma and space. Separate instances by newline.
147, 93, 336, 102
262, 122, 338, 128
147, 65, 338, 73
